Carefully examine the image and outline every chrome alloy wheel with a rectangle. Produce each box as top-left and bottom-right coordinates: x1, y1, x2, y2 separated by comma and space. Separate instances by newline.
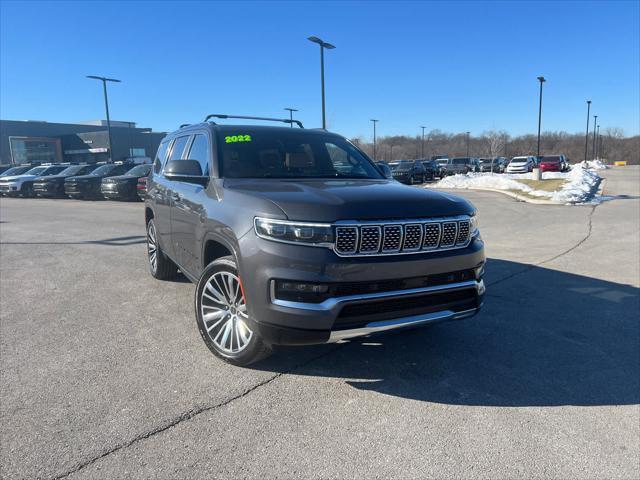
147, 222, 158, 273
200, 271, 253, 354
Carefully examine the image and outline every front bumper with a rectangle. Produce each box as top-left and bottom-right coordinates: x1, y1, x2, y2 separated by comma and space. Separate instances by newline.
101, 183, 136, 199
0, 183, 19, 194
65, 182, 100, 198
34, 182, 64, 196
238, 230, 486, 345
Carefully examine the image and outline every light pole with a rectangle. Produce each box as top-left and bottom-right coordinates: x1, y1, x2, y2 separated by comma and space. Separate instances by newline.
390, 145, 395, 161
307, 36, 335, 129
592, 115, 598, 160
596, 124, 601, 160
284, 107, 298, 128
420, 126, 426, 159
86, 75, 121, 162
584, 100, 591, 163
370, 119, 379, 160
536, 76, 546, 157
466, 131, 470, 156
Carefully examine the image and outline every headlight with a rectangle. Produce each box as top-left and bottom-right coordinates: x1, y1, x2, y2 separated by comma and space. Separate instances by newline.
254, 217, 334, 247
470, 213, 479, 236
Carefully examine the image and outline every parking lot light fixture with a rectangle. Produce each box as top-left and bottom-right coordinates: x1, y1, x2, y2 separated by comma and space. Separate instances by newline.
584, 100, 591, 162
536, 76, 546, 157
370, 119, 379, 160
592, 115, 598, 160
86, 75, 121, 163
420, 126, 426, 159
284, 107, 298, 128
307, 36, 335, 129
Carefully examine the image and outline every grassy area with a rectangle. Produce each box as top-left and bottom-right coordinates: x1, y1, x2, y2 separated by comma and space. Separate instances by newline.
506, 178, 568, 201
517, 178, 567, 192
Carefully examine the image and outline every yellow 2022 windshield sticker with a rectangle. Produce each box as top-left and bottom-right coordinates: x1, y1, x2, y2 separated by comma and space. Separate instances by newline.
225, 135, 252, 143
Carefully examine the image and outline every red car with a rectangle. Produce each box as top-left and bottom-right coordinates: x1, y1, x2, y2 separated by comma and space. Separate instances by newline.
136, 176, 148, 201
539, 155, 569, 172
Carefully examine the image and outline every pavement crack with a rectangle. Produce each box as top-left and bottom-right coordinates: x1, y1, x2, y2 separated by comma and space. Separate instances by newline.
488, 204, 597, 287
49, 345, 342, 480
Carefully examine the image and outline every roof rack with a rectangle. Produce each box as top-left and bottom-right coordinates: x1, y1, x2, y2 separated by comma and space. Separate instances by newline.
179, 123, 191, 129
204, 114, 304, 129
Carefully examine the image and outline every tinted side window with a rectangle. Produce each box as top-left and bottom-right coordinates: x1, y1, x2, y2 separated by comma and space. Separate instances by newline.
187, 134, 210, 176
169, 136, 190, 162
153, 141, 170, 174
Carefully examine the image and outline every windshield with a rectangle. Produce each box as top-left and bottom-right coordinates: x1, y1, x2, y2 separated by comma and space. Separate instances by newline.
58, 165, 88, 176
89, 165, 115, 176
389, 161, 412, 170
24, 166, 47, 175
125, 164, 152, 176
541, 156, 561, 162
511, 158, 528, 163
217, 129, 382, 179
479, 158, 493, 164
436, 159, 448, 165
452, 158, 470, 164
1, 167, 28, 176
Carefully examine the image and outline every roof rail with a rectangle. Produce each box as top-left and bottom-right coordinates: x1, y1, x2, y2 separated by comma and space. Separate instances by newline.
204, 114, 304, 129
179, 123, 191, 128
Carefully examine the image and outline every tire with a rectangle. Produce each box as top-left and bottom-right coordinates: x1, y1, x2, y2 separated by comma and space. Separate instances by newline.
20, 183, 34, 198
195, 256, 272, 366
146, 219, 178, 280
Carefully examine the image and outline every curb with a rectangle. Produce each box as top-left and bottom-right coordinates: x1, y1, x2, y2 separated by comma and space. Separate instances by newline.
452, 187, 563, 205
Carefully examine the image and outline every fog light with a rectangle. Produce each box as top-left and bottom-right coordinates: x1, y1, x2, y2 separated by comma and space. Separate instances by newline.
273, 280, 330, 303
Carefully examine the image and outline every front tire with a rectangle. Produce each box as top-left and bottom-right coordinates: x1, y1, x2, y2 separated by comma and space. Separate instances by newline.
195, 256, 272, 366
20, 183, 34, 198
146, 219, 178, 280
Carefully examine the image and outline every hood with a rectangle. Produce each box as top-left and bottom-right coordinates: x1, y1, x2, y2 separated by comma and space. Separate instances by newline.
224, 178, 474, 222
0, 174, 38, 182
102, 174, 141, 183
34, 175, 66, 182
66, 174, 104, 182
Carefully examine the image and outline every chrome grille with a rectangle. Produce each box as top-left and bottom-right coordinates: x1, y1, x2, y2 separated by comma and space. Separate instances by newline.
440, 222, 458, 247
423, 223, 441, 249
359, 226, 381, 253
382, 225, 402, 252
457, 220, 470, 245
335, 227, 358, 254
403, 224, 423, 251
333, 216, 474, 257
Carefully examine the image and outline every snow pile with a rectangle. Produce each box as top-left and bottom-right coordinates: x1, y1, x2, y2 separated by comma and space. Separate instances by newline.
577, 160, 609, 170
430, 164, 601, 204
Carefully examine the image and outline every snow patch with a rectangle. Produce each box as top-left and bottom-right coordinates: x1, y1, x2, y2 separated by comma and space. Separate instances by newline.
429, 164, 602, 204
578, 160, 609, 170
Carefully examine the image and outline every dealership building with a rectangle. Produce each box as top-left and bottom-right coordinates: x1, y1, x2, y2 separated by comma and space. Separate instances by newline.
0, 119, 166, 165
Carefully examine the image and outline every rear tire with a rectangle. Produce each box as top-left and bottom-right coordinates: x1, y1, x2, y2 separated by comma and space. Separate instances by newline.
146, 219, 178, 280
195, 256, 272, 366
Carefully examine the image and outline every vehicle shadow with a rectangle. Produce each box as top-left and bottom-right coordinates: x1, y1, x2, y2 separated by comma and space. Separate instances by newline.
0, 235, 146, 246
255, 258, 639, 407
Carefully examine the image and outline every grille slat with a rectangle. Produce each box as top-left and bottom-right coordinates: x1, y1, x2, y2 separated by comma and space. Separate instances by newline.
334, 216, 473, 257
382, 225, 402, 252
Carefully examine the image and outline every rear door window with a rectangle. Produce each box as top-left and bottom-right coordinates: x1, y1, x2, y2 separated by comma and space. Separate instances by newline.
186, 134, 210, 176
153, 141, 170, 174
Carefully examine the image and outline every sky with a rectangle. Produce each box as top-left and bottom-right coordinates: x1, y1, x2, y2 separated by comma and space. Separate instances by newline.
1, 0, 638, 139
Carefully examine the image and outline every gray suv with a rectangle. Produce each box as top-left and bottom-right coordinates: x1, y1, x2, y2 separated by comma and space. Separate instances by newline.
145, 115, 486, 366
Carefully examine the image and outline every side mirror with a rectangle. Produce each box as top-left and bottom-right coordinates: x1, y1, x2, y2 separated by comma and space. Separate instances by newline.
164, 160, 208, 185
376, 162, 393, 179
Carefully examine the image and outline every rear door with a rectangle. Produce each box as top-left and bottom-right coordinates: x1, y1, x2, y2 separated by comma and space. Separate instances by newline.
170, 132, 211, 276
149, 137, 189, 257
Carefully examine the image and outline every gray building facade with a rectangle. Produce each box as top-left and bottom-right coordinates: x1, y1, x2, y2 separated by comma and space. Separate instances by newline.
0, 119, 166, 165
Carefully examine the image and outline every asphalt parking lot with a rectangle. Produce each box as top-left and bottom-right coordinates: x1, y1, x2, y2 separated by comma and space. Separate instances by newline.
1, 167, 638, 479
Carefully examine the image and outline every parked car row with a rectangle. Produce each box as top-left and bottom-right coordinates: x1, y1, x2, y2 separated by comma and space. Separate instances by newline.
421, 154, 571, 176
0, 162, 150, 201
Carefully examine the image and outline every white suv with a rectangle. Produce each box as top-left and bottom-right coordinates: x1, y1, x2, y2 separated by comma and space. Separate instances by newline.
506, 156, 535, 174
